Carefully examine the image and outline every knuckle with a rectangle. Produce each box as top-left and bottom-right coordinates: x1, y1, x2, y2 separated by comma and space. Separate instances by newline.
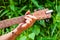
26, 20, 31, 24
32, 16, 37, 20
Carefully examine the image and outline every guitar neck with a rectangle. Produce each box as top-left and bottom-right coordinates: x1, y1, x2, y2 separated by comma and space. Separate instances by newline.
0, 10, 53, 29
0, 16, 25, 28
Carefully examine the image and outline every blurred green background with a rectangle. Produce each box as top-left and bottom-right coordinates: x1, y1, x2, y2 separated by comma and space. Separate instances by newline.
0, 0, 60, 40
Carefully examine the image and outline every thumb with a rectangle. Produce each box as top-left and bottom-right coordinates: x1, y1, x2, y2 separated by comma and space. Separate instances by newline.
25, 10, 30, 15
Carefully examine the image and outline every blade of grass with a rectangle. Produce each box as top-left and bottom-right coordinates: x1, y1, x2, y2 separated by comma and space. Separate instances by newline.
18, 5, 27, 15
31, 0, 44, 9
0, 10, 9, 17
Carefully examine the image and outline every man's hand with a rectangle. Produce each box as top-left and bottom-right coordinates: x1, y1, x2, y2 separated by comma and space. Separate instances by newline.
0, 9, 52, 40
22, 10, 37, 28
0, 10, 37, 40
15, 10, 37, 35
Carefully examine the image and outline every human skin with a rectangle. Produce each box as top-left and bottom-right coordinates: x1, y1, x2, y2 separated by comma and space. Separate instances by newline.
0, 9, 51, 40
0, 10, 37, 40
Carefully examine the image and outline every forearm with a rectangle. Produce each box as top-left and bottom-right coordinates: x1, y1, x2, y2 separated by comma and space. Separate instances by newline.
0, 26, 23, 40
0, 16, 25, 29
0, 22, 33, 40
0, 9, 51, 40
0, 31, 16, 40
0, 28, 21, 40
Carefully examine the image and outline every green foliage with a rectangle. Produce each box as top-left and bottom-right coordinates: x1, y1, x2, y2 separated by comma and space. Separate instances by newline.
28, 32, 35, 40
0, 0, 60, 40
32, 25, 40, 35
19, 36, 27, 40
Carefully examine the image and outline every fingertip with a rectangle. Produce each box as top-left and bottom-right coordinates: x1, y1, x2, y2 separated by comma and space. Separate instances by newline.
25, 10, 30, 15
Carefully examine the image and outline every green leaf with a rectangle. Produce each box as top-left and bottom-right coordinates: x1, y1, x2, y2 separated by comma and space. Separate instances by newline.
9, 5, 15, 11
56, 13, 60, 23
39, 20, 46, 27
20, 36, 27, 40
9, 0, 14, 5
18, 5, 27, 15
54, 12, 60, 29
1, 29, 4, 35
0, 29, 1, 35
33, 25, 40, 35
31, 0, 44, 9
0, 6, 6, 9
0, 9, 4, 13
56, 6, 60, 12
51, 24, 57, 36
6, 28, 9, 33
0, 10, 9, 17
28, 33, 35, 40
9, 0, 15, 11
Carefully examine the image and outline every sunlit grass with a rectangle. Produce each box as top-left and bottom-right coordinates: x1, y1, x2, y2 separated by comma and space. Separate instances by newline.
0, 0, 60, 40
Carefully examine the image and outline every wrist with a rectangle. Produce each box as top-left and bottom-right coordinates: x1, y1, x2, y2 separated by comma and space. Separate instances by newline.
11, 29, 18, 36
12, 25, 23, 36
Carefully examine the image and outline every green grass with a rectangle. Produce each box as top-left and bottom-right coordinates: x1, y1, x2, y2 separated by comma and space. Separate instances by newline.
0, 0, 60, 40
